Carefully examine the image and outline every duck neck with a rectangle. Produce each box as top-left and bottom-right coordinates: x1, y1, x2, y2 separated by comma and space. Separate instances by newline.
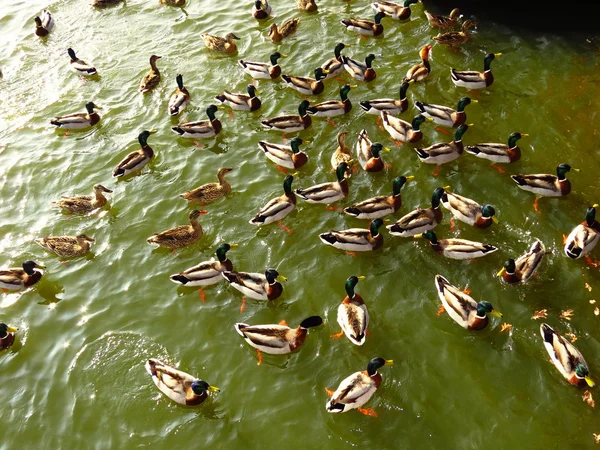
217, 170, 230, 188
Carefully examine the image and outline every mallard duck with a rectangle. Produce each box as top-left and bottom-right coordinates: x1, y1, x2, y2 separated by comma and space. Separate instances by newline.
160, 0, 185, 6
258, 138, 307, 169
180, 167, 234, 205
386, 186, 444, 237
344, 176, 412, 219
282, 68, 327, 95
564, 205, 600, 259
222, 268, 286, 300
415, 97, 474, 128
90, 0, 122, 6
252, 0, 271, 19
145, 359, 220, 406
434, 274, 502, 330
319, 219, 384, 252
0, 323, 18, 350
50, 102, 101, 130
498, 239, 545, 283
406, 45, 432, 82
261, 100, 311, 132
171, 105, 222, 139
35, 234, 95, 258
335, 276, 368, 345
296, 162, 348, 204
326, 357, 393, 414
297, 0, 317, 12
451, 53, 501, 89
307, 84, 353, 117
371, 0, 419, 20
0, 261, 45, 291
321, 43, 348, 79
416, 230, 498, 259
425, 7, 461, 29
113, 130, 156, 177
168, 74, 190, 116
433, 19, 477, 48
269, 19, 300, 42
360, 79, 411, 115
341, 12, 386, 36
540, 323, 595, 388
147, 210, 207, 249
414, 123, 470, 166
239, 52, 284, 80
34, 10, 54, 36
381, 111, 430, 143
341, 54, 377, 82
355, 129, 389, 172
139, 55, 161, 93
52, 184, 113, 214
331, 132, 354, 178
215, 85, 261, 111
201, 32, 240, 53
511, 163, 576, 197
67, 48, 97, 76
440, 189, 497, 228
170, 243, 237, 286
466, 132, 528, 163
250, 175, 297, 225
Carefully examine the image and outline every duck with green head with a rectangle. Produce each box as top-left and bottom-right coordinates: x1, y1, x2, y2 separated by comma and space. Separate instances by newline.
239, 52, 285, 80
341, 53, 377, 82
168, 74, 190, 116
296, 162, 349, 204
170, 243, 237, 287
250, 174, 297, 226
381, 111, 431, 144
511, 163, 576, 198
451, 53, 501, 89
0, 323, 18, 350
333, 276, 369, 345
415, 97, 475, 128
50, 102, 101, 130
34, 10, 53, 36
498, 239, 545, 283
341, 12, 386, 36
67, 48, 97, 76
371, 0, 419, 20
282, 68, 328, 95
466, 132, 528, 163
319, 218, 384, 252
258, 137, 307, 169
415, 230, 498, 259
564, 205, 600, 259
321, 43, 348, 79
215, 85, 261, 111
344, 175, 413, 220
355, 129, 390, 172
222, 268, 286, 301
415, 123, 471, 168
172, 105, 222, 139
0, 261, 45, 291
261, 100, 311, 132
113, 130, 156, 177
440, 188, 497, 228
307, 85, 354, 117
386, 186, 444, 237
360, 78, 412, 115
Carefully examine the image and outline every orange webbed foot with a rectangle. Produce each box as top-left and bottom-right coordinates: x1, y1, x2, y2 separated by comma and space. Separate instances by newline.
193, 141, 203, 148
278, 319, 289, 326
345, 251, 357, 257
449, 217, 456, 232
562, 234, 568, 245
63, 130, 71, 137
376, 117, 382, 127
277, 221, 294, 234
240, 297, 246, 313
351, 165, 360, 175
585, 255, 600, 268
335, 77, 346, 83
228, 109, 235, 120
256, 349, 263, 365
325, 387, 335, 397
533, 197, 541, 215
275, 165, 288, 174
434, 127, 451, 135
358, 408, 378, 417
463, 288, 471, 295
490, 164, 506, 173
330, 331, 344, 339
384, 163, 393, 170
327, 120, 337, 128
437, 304, 445, 316
394, 140, 404, 147
326, 205, 340, 211
281, 134, 288, 143
432, 165, 440, 177
198, 288, 206, 303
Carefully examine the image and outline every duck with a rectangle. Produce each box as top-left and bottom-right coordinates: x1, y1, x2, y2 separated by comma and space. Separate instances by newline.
239, 52, 284, 80
258, 138, 307, 169
360, 78, 412, 115
341, 12, 386, 36
416, 230, 498, 259
35, 234, 95, 258
282, 68, 328, 95
297, 0, 317, 12
307, 84, 353, 117
160, 0, 186, 6
250, 174, 297, 226
386, 186, 444, 237
326, 357, 393, 415
170, 243, 237, 286
215, 85, 261, 111
511, 163, 576, 197
415, 96, 474, 128
139, 55, 161, 93
50, 102, 101, 130
331, 132, 355, 178
34, 10, 54, 36
145, 359, 220, 406
355, 129, 389, 172
466, 132, 528, 164
433, 19, 477, 48
113, 130, 156, 177
67, 48, 97, 76
52, 184, 113, 214
296, 162, 349, 204
381, 111, 430, 143
319, 218, 384, 252
406, 45, 432, 82
564, 205, 600, 259
168, 74, 191, 116
451, 53, 501, 89
201, 32, 240, 53
344, 176, 412, 220
0, 323, 18, 350
371, 0, 419, 20
222, 268, 286, 300
540, 323, 595, 388
341, 53, 377, 82
147, 210, 207, 249
425, 7, 461, 29
171, 105, 222, 139
321, 43, 348, 79
335, 276, 368, 345
179, 167, 234, 205
414, 123, 471, 167
261, 100, 311, 132
498, 239, 545, 283
252, 0, 271, 19
269, 19, 300, 42
434, 274, 502, 330
90, 0, 123, 6
0, 261, 45, 291
440, 189, 497, 228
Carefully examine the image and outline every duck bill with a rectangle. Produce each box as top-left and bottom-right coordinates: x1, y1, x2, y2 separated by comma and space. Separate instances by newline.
490, 310, 503, 318
357, 276, 366, 280
7, 326, 18, 333
405, 175, 415, 180
413, 233, 423, 239
229, 244, 239, 248
277, 275, 287, 282
35, 263, 46, 270
585, 376, 595, 387
496, 268, 505, 277
492, 216, 499, 224
384, 359, 394, 366
208, 385, 221, 392
494, 53, 502, 57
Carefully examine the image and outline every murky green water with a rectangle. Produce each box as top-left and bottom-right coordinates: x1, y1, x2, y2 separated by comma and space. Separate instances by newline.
2, 0, 600, 448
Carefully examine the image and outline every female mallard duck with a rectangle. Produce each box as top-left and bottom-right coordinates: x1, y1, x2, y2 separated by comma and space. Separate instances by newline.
331, 132, 355, 178
261, 100, 311, 132
466, 132, 528, 163
414, 123, 470, 168
50, 102, 101, 130
433, 19, 477, 48
282, 68, 327, 95
341, 53, 377, 82
147, 210, 207, 249
355, 129, 389, 172
52, 184, 113, 214
296, 162, 349, 204
145, 359, 220, 406
344, 176, 412, 220
222, 268, 286, 300
297, 0, 317, 12
252, 0, 271, 19
269, 19, 300, 42
0, 261, 45, 291
34, 10, 54, 36
160, 0, 186, 6
540, 323, 595, 388
239, 52, 284, 80
0, 324, 18, 350
258, 137, 307, 169
341, 12, 386, 37
498, 239, 545, 283
386, 186, 444, 237
451, 53, 501, 89
415, 97, 474, 128
440, 189, 497, 228
139, 55, 161, 93
113, 130, 156, 177
180, 167, 234, 205
170, 243, 237, 286
168, 74, 191, 116
425, 7, 461, 29
564, 205, 600, 259
416, 230, 498, 259
215, 85, 261, 111
406, 45, 432, 82
319, 218, 384, 252
307, 84, 353, 117
67, 48, 97, 76
90, 0, 122, 6
171, 105, 222, 139
321, 43, 348, 79
326, 357, 393, 415
35, 234, 94, 258
434, 275, 502, 330
371, 0, 419, 20
360, 79, 411, 115
381, 111, 430, 143
334, 276, 368, 345
201, 32, 240, 53
250, 175, 297, 225
511, 163, 576, 198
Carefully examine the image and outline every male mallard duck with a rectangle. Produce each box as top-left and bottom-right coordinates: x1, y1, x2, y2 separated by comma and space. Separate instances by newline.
355, 129, 389, 172
321, 43, 348, 79
222, 268, 286, 300
239, 52, 284, 80
296, 162, 349, 204
326, 357, 393, 415
331, 132, 355, 178
34, 10, 54, 36
282, 68, 327, 95
416, 230, 498, 259
170, 243, 237, 286
386, 186, 444, 237
440, 189, 497, 228
414, 123, 470, 167
319, 218, 384, 252
564, 205, 600, 259
434, 274, 502, 330
215, 85, 261, 111
297, 0, 317, 12
371, 0, 419, 20
466, 132, 528, 163
406, 45, 432, 82
0, 323, 18, 350
113, 130, 156, 177
307, 84, 353, 117
250, 175, 297, 225
50, 102, 101, 130
433, 19, 477, 48
258, 138, 307, 169
415, 96, 474, 128
360, 79, 411, 115
172, 105, 222, 139
201, 32, 240, 53
269, 19, 300, 42
160, 0, 186, 6
341, 12, 386, 37
451, 53, 501, 89
35, 234, 95, 258
261, 100, 311, 132
90, 0, 122, 6
425, 7, 461, 29
145, 359, 220, 406
511, 163, 576, 198
381, 111, 430, 143
180, 167, 234, 205
498, 239, 545, 283
252, 0, 271, 19
147, 210, 207, 249
344, 176, 412, 219
168, 74, 190, 116
0, 261, 45, 291
341, 53, 377, 82
540, 323, 595, 388
139, 55, 161, 93
52, 184, 113, 214
67, 48, 97, 76
335, 276, 368, 345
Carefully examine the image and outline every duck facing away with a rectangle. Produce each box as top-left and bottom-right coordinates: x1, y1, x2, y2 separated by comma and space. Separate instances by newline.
386, 186, 444, 237
498, 239, 546, 283
0, 261, 45, 291
239, 52, 284, 80
252, 0, 272, 19
331, 132, 354, 178
139, 55, 161, 93
170, 243, 237, 287
416, 230, 498, 260
50, 102, 101, 130
168, 74, 191, 116
201, 32, 240, 53
564, 205, 600, 259
35, 234, 94, 258
67, 48, 97, 76
319, 218, 384, 252
249, 174, 297, 226
466, 132, 528, 163
52, 184, 113, 214
297, 0, 318, 12
147, 210, 207, 249
355, 129, 389, 172
344, 176, 412, 220
269, 19, 300, 42
34, 10, 54, 36
334, 276, 369, 345
215, 85, 261, 111
451, 53, 501, 89
113, 130, 156, 177
180, 167, 234, 205
406, 45, 432, 82
171, 105, 222, 139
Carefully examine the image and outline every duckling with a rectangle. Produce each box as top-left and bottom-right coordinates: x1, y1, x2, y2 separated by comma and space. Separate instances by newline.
147, 210, 207, 249
168, 74, 190, 116
171, 105, 222, 139
113, 130, 156, 177
296, 162, 349, 204
355, 129, 390, 172
52, 184, 113, 214
307, 84, 353, 117
0, 261, 45, 291
222, 268, 286, 301
416, 230, 498, 260
433, 20, 477, 48
170, 243, 237, 287
360, 78, 411, 115
371, 0, 419, 20
282, 68, 328, 95
319, 219, 384, 252
0, 323, 18, 350
261, 100, 311, 132
180, 168, 234, 205
341, 53, 377, 82
386, 187, 444, 237
215, 85, 261, 111
466, 132, 528, 164
297, 0, 317, 12
414, 123, 470, 168
451, 53, 501, 89
341, 12, 386, 37
35, 234, 95, 258
269, 19, 300, 42
250, 175, 297, 226
334, 276, 368, 345
381, 111, 430, 143
239, 52, 284, 80
440, 189, 497, 228
425, 7, 461, 29
344, 176, 412, 219
498, 239, 545, 283
67, 48, 97, 76
252, 0, 271, 19
34, 10, 54, 36
258, 137, 307, 169
139, 55, 162, 93
331, 132, 355, 178
406, 45, 432, 82
564, 205, 600, 259
50, 102, 101, 130
201, 32, 240, 53
321, 43, 349, 79
415, 97, 474, 128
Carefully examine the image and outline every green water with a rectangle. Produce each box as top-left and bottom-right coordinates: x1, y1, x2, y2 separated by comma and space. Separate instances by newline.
2, 0, 600, 448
